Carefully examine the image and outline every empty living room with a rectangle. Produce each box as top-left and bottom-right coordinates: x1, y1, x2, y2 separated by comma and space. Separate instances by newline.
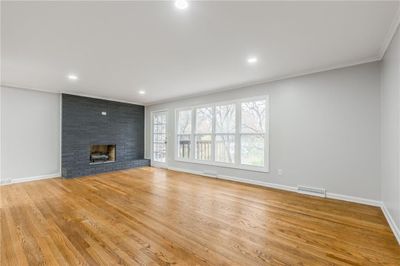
1, 0, 400, 265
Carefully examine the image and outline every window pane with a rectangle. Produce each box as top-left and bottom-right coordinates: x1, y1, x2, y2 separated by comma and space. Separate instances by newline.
216, 104, 235, 133
215, 135, 235, 163
195, 135, 212, 160
177, 134, 191, 159
154, 124, 166, 134
154, 113, 166, 124
177, 110, 192, 134
241, 100, 266, 133
196, 107, 213, 133
153, 143, 166, 162
153, 133, 166, 143
241, 135, 264, 167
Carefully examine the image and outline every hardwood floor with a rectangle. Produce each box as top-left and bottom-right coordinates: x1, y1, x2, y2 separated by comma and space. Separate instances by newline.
1, 167, 399, 265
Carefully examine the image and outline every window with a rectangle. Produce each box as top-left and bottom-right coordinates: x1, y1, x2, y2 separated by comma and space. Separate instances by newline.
240, 100, 266, 167
195, 106, 213, 160
152, 111, 167, 163
175, 97, 269, 172
215, 104, 235, 163
177, 109, 192, 159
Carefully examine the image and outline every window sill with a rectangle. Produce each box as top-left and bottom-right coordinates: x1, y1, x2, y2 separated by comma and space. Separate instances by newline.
174, 158, 269, 173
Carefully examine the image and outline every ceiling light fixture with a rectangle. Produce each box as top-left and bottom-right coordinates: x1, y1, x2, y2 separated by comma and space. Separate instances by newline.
175, 0, 188, 10
67, 74, 78, 80
247, 56, 258, 64
138, 90, 146, 95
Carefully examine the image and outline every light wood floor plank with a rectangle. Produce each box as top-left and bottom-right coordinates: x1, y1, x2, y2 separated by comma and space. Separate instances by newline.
1, 167, 399, 265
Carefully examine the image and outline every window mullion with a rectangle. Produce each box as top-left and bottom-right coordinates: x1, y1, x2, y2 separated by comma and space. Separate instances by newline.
235, 102, 241, 166
175, 112, 178, 160
191, 108, 196, 160
211, 105, 216, 162
265, 96, 269, 171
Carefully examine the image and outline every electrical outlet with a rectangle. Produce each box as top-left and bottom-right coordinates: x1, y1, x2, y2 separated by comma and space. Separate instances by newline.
278, 169, 283, 176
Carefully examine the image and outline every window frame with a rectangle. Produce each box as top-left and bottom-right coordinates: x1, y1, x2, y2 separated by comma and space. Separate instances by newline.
150, 109, 169, 167
239, 99, 268, 168
214, 103, 236, 164
174, 96, 269, 173
194, 105, 214, 161
176, 108, 193, 160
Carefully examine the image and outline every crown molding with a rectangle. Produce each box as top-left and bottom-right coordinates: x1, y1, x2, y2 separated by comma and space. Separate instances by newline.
0, 85, 145, 106
378, 3, 400, 59
61, 92, 144, 106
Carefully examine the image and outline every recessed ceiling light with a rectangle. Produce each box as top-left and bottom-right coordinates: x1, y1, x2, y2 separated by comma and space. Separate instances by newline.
138, 90, 146, 95
175, 0, 188, 10
247, 57, 258, 64
67, 74, 78, 81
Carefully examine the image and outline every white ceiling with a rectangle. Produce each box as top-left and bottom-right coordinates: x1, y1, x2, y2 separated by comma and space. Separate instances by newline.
2, 1, 400, 105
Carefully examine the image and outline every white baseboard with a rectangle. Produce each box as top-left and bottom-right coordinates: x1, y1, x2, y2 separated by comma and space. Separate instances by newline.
216, 173, 297, 193
167, 166, 380, 205
179, 167, 297, 192
1, 173, 60, 186
381, 203, 400, 245
168, 166, 211, 177
326, 192, 382, 207
151, 162, 168, 169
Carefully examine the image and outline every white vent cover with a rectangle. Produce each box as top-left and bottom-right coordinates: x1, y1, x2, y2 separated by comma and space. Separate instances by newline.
297, 185, 326, 198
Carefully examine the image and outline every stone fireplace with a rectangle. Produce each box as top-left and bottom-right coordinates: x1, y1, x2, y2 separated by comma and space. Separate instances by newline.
62, 94, 149, 178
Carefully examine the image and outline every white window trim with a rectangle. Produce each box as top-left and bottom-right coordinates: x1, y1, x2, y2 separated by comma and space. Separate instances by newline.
175, 108, 192, 161
175, 96, 270, 173
194, 105, 214, 161
150, 109, 168, 167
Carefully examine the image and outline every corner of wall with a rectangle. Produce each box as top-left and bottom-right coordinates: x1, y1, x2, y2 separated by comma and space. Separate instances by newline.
382, 203, 400, 244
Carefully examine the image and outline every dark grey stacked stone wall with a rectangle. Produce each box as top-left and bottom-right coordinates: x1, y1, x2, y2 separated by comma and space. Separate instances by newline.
62, 94, 149, 178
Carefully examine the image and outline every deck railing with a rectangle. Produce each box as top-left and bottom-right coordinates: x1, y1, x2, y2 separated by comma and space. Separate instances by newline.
179, 140, 232, 162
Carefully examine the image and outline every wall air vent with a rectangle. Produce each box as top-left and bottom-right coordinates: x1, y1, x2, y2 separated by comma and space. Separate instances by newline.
297, 185, 326, 198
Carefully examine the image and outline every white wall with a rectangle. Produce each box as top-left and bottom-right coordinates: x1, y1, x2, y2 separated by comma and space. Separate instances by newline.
145, 62, 381, 201
1, 87, 61, 182
381, 24, 400, 241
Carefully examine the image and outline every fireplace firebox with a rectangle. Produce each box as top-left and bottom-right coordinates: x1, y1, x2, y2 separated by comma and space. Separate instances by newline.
90, 144, 116, 164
